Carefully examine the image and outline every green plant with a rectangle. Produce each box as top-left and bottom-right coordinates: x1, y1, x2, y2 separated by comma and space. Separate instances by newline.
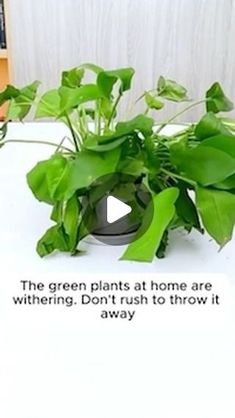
1, 63, 235, 262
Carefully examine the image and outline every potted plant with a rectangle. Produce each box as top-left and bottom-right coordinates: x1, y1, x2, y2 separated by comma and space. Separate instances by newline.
1, 63, 235, 262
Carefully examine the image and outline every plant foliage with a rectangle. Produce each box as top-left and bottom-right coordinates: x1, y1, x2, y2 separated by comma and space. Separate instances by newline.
1, 64, 235, 262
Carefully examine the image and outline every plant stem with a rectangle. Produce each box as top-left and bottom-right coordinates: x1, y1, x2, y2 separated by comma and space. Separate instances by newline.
155, 99, 207, 134
161, 167, 197, 187
3, 139, 73, 153
65, 113, 79, 151
107, 93, 122, 127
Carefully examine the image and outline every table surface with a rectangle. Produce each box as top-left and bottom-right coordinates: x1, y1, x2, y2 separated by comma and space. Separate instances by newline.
0, 122, 234, 276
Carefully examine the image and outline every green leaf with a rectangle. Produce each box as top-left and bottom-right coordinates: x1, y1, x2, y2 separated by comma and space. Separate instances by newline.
85, 133, 130, 151
206, 82, 234, 113
78, 63, 104, 74
175, 145, 235, 186
196, 187, 235, 247
156, 230, 169, 259
115, 114, 154, 138
144, 92, 164, 110
175, 186, 202, 231
37, 225, 70, 257
59, 84, 102, 113
7, 81, 40, 120
35, 89, 61, 118
63, 195, 81, 250
0, 84, 20, 107
121, 187, 179, 262
213, 174, 235, 190
97, 67, 135, 97
157, 76, 188, 102
85, 115, 154, 152
49, 149, 121, 201
61, 67, 85, 88
200, 134, 235, 158
50, 201, 63, 222
195, 112, 230, 140
117, 157, 144, 177
27, 154, 67, 204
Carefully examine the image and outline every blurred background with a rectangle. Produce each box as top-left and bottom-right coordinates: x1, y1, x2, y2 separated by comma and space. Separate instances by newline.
1, 0, 235, 120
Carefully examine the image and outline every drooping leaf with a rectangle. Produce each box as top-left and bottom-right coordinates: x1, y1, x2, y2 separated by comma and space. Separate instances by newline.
49, 149, 121, 201
200, 134, 235, 158
156, 230, 169, 259
121, 187, 179, 262
157, 76, 188, 102
206, 82, 233, 113
27, 154, 67, 204
0, 84, 20, 107
195, 112, 230, 140
7, 81, 40, 120
213, 174, 235, 190
175, 186, 202, 232
63, 195, 81, 251
35, 89, 61, 118
36, 225, 70, 257
196, 187, 235, 247
78, 63, 104, 74
144, 92, 164, 110
97, 67, 135, 97
61, 67, 85, 88
174, 145, 235, 186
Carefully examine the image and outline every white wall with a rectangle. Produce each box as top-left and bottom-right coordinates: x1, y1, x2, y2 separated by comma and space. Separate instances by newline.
8, 0, 235, 120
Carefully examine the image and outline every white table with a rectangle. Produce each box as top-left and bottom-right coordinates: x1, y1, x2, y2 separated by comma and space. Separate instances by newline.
0, 122, 234, 277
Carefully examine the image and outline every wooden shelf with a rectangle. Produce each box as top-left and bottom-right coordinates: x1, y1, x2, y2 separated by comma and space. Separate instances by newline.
0, 1, 11, 120
0, 49, 8, 59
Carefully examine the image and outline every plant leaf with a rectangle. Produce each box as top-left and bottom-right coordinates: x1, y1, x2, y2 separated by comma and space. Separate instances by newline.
59, 84, 102, 113
61, 67, 85, 88
200, 134, 235, 158
157, 76, 188, 102
63, 195, 81, 251
196, 187, 235, 247
115, 114, 154, 138
121, 187, 179, 262
206, 82, 234, 113
7, 81, 40, 120
175, 186, 202, 231
144, 92, 164, 110
27, 154, 67, 204
0, 84, 20, 107
37, 225, 70, 257
97, 67, 135, 97
79, 63, 104, 74
195, 112, 230, 140
174, 145, 235, 186
35, 89, 61, 118
213, 174, 235, 190
50, 149, 121, 201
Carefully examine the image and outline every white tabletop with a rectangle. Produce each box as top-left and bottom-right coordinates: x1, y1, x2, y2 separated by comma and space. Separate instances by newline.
0, 122, 234, 276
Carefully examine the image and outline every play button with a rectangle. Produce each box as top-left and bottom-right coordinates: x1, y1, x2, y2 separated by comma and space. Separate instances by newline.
81, 173, 154, 246
107, 196, 132, 224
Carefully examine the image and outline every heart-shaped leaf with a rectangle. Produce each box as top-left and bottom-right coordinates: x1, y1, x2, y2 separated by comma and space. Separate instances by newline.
206, 82, 234, 113
196, 187, 235, 247
157, 76, 188, 102
97, 67, 135, 97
